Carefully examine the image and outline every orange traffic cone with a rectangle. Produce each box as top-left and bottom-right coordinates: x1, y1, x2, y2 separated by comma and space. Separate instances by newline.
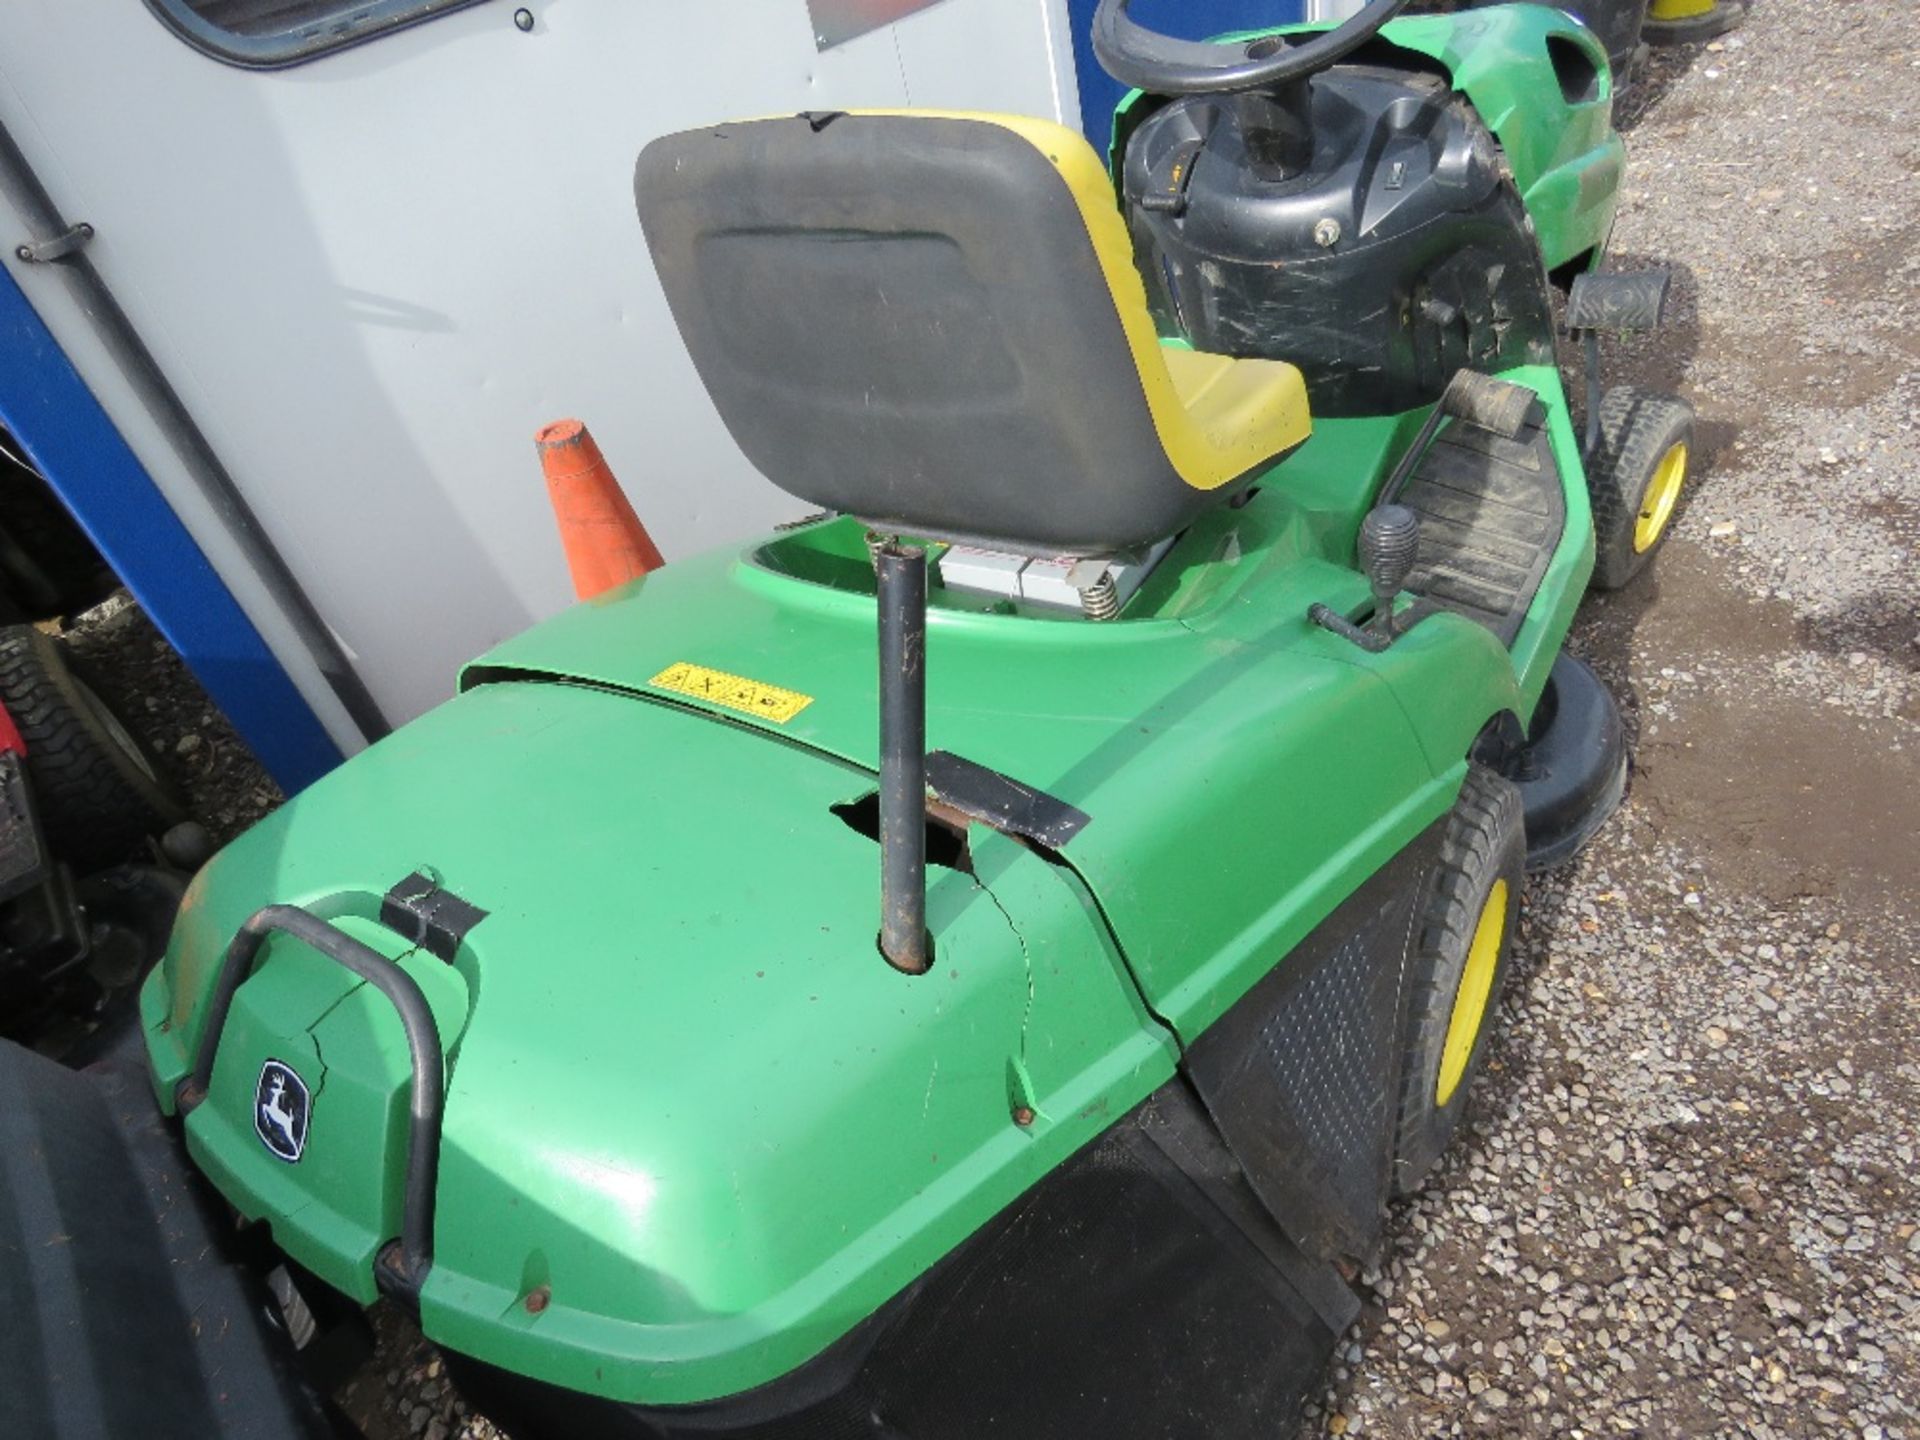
535, 419, 665, 599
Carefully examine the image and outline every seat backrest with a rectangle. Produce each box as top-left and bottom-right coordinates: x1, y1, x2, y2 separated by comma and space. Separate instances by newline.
635, 110, 1301, 557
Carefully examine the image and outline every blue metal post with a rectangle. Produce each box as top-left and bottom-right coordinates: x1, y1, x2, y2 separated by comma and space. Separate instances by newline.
0, 266, 343, 793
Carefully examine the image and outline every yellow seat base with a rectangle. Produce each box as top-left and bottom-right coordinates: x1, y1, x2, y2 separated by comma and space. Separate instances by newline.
1159, 347, 1312, 485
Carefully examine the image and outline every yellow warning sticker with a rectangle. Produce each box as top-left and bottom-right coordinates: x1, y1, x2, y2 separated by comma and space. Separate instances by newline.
648, 662, 814, 724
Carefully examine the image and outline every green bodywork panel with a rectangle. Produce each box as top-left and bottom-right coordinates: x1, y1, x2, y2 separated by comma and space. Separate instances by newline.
1118, 4, 1624, 272
145, 686, 1175, 1399
142, 358, 1591, 1404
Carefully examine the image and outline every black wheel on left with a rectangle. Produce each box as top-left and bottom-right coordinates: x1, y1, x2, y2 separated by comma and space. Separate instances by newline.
1392, 763, 1527, 1197
0, 625, 185, 868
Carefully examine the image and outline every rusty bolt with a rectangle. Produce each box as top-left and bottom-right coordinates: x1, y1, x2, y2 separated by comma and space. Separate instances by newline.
1012, 1105, 1036, 1128
524, 1284, 551, 1314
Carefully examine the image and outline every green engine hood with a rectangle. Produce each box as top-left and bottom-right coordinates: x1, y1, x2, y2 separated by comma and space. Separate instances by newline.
145, 396, 1588, 1406
464, 402, 1582, 1041
143, 678, 1174, 1404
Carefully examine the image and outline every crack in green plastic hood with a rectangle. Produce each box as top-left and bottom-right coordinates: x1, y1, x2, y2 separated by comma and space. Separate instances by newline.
460, 399, 1582, 1044
144, 679, 1175, 1404
145, 395, 1590, 1406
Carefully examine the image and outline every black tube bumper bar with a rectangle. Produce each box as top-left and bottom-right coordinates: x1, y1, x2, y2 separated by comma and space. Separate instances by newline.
174, 903, 445, 1296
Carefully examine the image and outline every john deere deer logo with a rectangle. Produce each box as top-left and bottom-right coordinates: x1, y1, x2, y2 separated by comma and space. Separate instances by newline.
255, 1059, 310, 1163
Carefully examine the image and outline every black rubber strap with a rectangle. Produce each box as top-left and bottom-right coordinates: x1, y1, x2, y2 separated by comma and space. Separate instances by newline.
380, 871, 488, 964
926, 751, 1091, 850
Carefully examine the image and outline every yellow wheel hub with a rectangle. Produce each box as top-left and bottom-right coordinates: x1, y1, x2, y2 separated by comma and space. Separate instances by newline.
1650, 0, 1716, 18
1633, 441, 1688, 554
1436, 879, 1508, 1106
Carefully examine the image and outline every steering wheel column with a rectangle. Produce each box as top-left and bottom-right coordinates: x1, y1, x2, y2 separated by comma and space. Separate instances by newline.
1091, 0, 1415, 97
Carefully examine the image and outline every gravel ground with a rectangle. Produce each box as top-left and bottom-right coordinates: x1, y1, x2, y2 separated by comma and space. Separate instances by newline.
1309, 3, 1920, 1435
66, 3, 1917, 1436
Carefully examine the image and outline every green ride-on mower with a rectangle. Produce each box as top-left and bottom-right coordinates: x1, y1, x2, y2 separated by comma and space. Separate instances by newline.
138, 3, 1695, 1435
1440, 0, 1749, 88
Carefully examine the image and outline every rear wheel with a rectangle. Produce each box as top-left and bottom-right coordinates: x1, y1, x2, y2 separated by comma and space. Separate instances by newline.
1586, 385, 1694, 591
0, 625, 185, 868
1392, 764, 1526, 1196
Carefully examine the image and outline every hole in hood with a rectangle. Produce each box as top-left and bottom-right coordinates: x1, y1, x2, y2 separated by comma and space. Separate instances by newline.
831, 792, 972, 872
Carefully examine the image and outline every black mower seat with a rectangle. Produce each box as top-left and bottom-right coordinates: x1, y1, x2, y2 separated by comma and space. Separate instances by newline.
636, 111, 1310, 557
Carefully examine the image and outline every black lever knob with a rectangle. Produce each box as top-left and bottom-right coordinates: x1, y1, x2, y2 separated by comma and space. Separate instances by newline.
1359, 504, 1420, 638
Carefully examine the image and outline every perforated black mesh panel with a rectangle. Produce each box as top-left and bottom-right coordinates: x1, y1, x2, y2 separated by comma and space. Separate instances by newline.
1184, 822, 1442, 1261
449, 1090, 1346, 1440
1253, 916, 1408, 1224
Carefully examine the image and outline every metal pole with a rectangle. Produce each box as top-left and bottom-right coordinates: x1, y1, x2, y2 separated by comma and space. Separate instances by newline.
873, 539, 929, 975
0, 117, 389, 745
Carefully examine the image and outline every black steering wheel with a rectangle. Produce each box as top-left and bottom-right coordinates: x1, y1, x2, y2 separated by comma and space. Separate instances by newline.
1091, 0, 1414, 95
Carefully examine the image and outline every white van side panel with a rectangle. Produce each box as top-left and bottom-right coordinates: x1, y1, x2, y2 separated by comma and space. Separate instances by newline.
0, 0, 1080, 732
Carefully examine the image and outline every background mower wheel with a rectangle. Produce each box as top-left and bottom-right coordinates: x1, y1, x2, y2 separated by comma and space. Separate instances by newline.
1585, 386, 1694, 591
0, 625, 185, 868
1393, 764, 1526, 1197
1643, 0, 1746, 45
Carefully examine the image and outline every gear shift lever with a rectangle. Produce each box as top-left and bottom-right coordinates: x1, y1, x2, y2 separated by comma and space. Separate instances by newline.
1359, 504, 1420, 639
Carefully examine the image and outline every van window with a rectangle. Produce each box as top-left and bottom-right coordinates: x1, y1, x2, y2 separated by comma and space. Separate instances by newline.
146, 0, 487, 68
